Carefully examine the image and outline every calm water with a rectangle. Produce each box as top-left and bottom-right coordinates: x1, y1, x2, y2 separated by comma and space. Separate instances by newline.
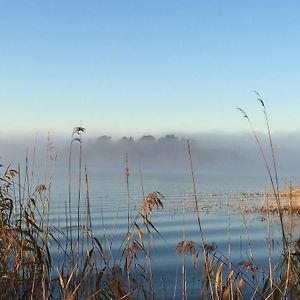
33, 161, 298, 299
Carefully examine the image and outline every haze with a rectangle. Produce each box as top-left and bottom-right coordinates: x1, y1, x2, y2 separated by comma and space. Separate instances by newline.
1, 132, 300, 179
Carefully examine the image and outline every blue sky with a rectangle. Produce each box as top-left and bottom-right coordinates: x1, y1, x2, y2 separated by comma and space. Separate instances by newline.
1, 1, 300, 137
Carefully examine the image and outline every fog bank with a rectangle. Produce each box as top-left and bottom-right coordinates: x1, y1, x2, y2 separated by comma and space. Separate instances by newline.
1, 132, 300, 176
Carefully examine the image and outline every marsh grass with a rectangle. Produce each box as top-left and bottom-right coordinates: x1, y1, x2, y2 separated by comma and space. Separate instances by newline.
0, 118, 300, 299
237, 94, 300, 299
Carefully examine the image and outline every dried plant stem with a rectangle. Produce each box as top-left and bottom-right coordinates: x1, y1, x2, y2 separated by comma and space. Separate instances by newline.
139, 161, 145, 200
284, 251, 292, 297
125, 154, 130, 231
181, 204, 186, 300
227, 197, 233, 299
84, 166, 92, 249
29, 132, 38, 193
257, 96, 289, 252
187, 140, 214, 300
240, 208, 258, 287
68, 139, 73, 256
255, 93, 279, 194
139, 162, 154, 299
18, 163, 22, 226
77, 136, 83, 255
265, 194, 273, 293
227, 197, 232, 270
237, 107, 287, 250
124, 153, 131, 291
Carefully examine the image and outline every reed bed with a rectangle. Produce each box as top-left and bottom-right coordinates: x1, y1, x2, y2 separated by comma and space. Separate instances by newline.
1, 146, 299, 299
0, 94, 300, 299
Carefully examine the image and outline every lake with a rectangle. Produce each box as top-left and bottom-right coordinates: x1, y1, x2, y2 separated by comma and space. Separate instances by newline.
35, 159, 297, 299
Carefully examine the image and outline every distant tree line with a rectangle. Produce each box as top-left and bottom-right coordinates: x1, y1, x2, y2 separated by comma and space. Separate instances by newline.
96, 134, 186, 145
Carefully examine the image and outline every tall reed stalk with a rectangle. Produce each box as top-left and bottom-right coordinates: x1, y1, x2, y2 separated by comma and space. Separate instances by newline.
187, 140, 214, 299
124, 153, 131, 291
125, 153, 130, 231
139, 161, 155, 299
237, 105, 287, 250
68, 133, 74, 256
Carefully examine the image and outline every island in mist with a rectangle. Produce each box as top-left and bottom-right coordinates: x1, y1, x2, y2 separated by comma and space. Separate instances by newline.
1, 131, 300, 176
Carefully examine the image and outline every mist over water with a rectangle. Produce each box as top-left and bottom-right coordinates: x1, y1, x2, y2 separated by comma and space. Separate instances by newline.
1, 131, 300, 177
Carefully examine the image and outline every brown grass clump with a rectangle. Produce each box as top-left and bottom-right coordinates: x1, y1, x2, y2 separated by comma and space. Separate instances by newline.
259, 187, 300, 214
0, 178, 51, 299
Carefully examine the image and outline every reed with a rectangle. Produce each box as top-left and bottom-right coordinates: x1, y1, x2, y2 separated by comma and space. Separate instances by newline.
237, 101, 287, 251
237, 94, 299, 299
187, 140, 214, 299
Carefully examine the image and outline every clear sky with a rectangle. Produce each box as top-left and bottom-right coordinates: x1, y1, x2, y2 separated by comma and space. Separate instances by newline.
1, 1, 300, 138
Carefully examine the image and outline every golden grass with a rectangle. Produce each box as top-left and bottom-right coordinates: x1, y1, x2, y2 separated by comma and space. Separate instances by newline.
259, 187, 300, 214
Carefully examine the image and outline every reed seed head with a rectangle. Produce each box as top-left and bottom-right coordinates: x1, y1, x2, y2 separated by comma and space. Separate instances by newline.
237, 107, 248, 119
4, 169, 18, 180
36, 184, 47, 194
73, 126, 86, 134
141, 191, 164, 215
176, 240, 196, 255
238, 260, 258, 272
